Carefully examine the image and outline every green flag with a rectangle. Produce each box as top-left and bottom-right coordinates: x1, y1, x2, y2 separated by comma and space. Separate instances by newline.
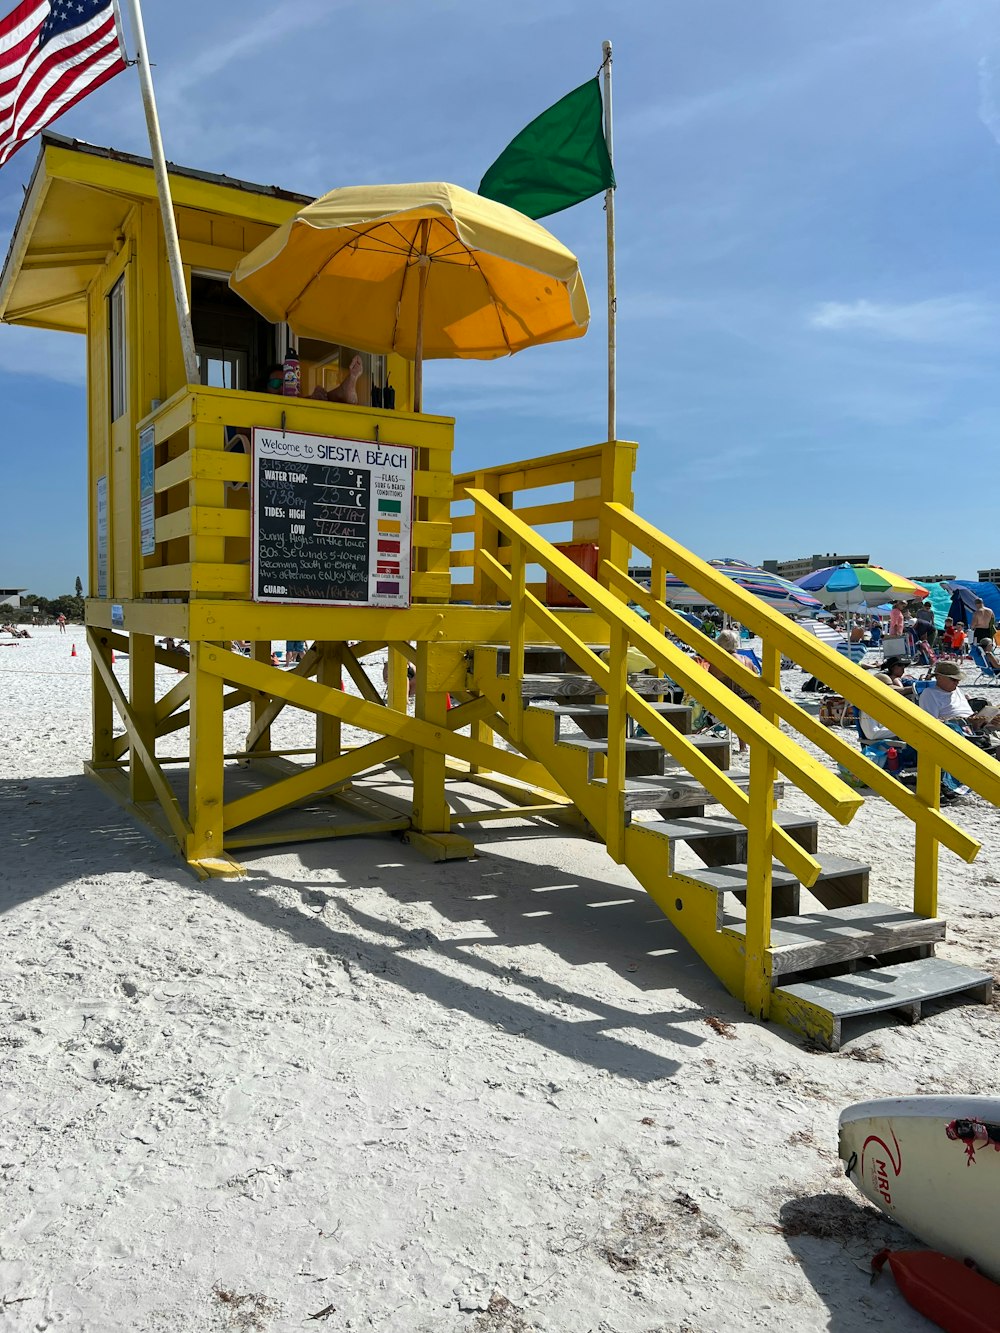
478, 78, 615, 220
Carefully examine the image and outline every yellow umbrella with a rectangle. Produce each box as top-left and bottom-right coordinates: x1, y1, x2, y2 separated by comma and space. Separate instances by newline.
230, 181, 590, 410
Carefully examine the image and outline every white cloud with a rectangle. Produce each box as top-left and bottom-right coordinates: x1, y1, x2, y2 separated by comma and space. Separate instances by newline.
0, 326, 85, 385
806, 296, 995, 343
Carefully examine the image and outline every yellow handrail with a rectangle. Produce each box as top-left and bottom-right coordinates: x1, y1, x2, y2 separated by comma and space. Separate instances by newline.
474, 545, 820, 887
606, 566, 980, 865
606, 503, 1000, 805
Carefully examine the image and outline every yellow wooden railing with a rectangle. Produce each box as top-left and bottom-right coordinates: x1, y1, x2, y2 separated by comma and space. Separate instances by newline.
464, 489, 999, 1017
142, 384, 455, 604
451, 440, 637, 604
465, 488, 874, 1015
601, 504, 1000, 923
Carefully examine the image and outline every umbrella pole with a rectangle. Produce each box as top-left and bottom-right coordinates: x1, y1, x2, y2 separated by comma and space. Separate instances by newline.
413, 221, 431, 413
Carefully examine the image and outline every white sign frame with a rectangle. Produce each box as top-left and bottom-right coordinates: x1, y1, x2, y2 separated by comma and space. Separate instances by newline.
251, 428, 414, 608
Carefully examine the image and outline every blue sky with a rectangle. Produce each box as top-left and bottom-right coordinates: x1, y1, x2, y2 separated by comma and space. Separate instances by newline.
2, 0, 1000, 595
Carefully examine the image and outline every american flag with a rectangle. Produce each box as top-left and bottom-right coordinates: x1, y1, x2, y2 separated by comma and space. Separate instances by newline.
0, 0, 125, 167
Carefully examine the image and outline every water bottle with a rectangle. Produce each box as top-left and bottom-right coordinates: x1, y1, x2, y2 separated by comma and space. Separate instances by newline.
282, 344, 300, 396
886, 746, 899, 773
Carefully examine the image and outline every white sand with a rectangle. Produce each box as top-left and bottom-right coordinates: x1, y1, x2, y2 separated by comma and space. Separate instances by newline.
2, 627, 999, 1331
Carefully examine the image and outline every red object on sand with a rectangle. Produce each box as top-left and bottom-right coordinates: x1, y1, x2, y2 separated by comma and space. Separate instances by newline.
70, 643, 76, 657
111, 650, 116, 664
872, 1249, 1000, 1332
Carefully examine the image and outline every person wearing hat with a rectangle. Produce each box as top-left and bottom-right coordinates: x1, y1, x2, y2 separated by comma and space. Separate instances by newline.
918, 660, 974, 724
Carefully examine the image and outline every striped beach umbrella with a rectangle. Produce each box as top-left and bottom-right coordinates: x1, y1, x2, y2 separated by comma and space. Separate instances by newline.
796, 563, 928, 609
657, 558, 824, 617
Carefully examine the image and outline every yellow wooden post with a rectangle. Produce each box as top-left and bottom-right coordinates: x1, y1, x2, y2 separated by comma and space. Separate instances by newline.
914, 754, 940, 918
758, 642, 781, 730
598, 441, 637, 588
410, 640, 450, 834
90, 629, 116, 766
250, 640, 273, 752
129, 631, 157, 802
387, 643, 409, 712
605, 623, 627, 862
508, 542, 526, 745
316, 641, 342, 764
742, 743, 776, 1018
187, 643, 225, 867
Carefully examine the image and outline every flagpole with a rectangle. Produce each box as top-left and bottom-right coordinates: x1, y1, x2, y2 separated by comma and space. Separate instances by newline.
116, 0, 199, 386
602, 39, 616, 445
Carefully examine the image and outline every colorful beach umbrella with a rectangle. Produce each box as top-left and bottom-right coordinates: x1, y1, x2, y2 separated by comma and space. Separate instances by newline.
658, 558, 824, 617
795, 563, 928, 609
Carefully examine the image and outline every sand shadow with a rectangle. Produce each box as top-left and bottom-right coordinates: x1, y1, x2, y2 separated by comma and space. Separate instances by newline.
777, 1192, 927, 1331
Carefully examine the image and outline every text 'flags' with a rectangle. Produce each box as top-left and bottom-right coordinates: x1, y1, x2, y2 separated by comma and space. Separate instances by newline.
478, 78, 615, 220
0, 0, 126, 166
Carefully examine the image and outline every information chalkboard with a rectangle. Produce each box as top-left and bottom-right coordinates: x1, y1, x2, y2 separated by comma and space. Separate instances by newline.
252, 428, 413, 607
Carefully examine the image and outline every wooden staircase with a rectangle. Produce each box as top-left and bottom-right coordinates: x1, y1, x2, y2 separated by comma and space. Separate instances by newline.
474, 644, 992, 1050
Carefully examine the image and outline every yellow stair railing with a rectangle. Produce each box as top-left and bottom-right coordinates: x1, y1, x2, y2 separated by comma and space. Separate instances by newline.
602, 504, 1000, 919
466, 489, 871, 1015
463, 489, 999, 1018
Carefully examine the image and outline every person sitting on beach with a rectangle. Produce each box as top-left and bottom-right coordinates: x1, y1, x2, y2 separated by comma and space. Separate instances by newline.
980, 641, 1000, 672
858, 672, 906, 741
881, 657, 917, 696
705, 628, 760, 753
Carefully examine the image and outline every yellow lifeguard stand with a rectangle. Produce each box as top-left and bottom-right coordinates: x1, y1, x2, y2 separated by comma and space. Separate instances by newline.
3, 132, 998, 1048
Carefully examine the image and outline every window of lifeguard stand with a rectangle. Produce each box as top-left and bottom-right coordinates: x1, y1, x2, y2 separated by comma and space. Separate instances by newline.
108, 275, 127, 420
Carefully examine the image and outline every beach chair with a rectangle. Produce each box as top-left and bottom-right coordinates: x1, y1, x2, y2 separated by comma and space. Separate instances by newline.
970, 643, 1000, 688
914, 640, 938, 670
736, 647, 762, 673
835, 641, 867, 665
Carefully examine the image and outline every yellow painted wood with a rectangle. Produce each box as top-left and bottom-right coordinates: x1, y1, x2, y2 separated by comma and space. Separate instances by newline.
199, 645, 535, 781
605, 503, 1000, 805
411, 640, 450, 834
474, 550, 820, 886
154, 506, 249, 543
90, 629, 116, 765
223, 736, 404, 832
914, 755, 941, 919
245, 643, 321, 751
87, 629, 192, 849
129, 632, 157, 803
316, 643, 342, 764
249, 641, 273, 754
742, 746, 777, 1019
605, 623, 627, 863
187, 644, 225, 863
142, 563, 250, 595
470, 510, 858, 823
608, 567, 979, 864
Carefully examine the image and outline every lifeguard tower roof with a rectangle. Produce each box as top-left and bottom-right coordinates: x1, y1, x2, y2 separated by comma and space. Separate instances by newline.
0, 132, 313, 336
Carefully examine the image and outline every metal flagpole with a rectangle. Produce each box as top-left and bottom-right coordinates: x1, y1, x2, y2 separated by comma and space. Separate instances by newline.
116, 0, 200, 385
602, 39, 616, 444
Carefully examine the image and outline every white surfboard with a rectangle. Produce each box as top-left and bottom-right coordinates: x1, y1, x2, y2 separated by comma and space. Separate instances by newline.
839, 1096, 1000, 1282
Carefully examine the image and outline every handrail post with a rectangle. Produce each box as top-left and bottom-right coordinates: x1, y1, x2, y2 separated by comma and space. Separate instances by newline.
914, 753, 941, 918
509, 538, 526, 745
605, 622, 627, 861
759, 642, 781, 728
743, 742, 776, 1017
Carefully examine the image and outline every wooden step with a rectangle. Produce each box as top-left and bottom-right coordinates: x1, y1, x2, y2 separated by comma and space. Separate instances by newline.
519, 673, 682, 700
674, 862, 802, 920
600, 773, 786, 813
680, 853, 869, 918
723, 901, 946, 977
557, 733, 730, 779
772, 956, 993, 1050
645, 812, 819, 868
529, 699, 692, 737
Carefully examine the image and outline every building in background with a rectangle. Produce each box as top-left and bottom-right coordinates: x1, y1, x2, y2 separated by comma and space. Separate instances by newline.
977, 569, 1000, 585
761, 553, 869, 582
909, 573, 956, 585
0, 587, 25, 608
